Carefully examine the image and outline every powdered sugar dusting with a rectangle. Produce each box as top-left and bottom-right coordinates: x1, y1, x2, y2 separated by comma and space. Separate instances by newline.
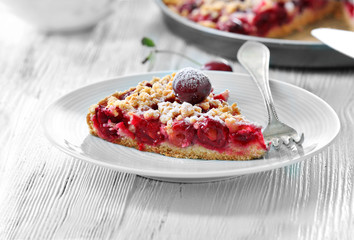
174, 67, 210, 91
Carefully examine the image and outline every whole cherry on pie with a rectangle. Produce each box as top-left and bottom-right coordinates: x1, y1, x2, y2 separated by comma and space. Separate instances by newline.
172, 67, 212, 104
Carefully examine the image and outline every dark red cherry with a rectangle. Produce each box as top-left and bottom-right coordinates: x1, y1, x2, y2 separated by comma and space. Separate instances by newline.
213, 90, 229, 102
230, 124, 265, 148
172, 67, 212, 105
130, 114, 165, 146
345, 2, 354, 17
197, 118, 229, 150
179, 2, 197, 14
230, 125, 257, 144
169, 120, 196, 148
201, 61, 233, 72
217, 19, 246, 34
96, 105, 121, 124
93, 105, 122, 141
253, 2, 289, 36
119, 88, 135, 100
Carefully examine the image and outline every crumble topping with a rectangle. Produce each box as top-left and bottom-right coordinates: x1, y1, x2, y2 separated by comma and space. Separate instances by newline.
143, 109, 160, 120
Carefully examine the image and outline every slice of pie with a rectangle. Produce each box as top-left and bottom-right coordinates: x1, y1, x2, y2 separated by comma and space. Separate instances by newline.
162, 0, 351, 38
87, 68, 267, 160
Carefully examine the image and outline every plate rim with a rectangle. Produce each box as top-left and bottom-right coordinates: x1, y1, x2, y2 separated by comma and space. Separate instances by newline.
42, 71, 341, 179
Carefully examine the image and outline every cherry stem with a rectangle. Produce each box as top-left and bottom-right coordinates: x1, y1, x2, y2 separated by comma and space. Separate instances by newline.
154, 49, 203, 66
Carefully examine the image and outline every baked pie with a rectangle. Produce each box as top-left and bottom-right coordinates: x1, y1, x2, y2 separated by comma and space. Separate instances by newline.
163, 0, 354, 38
87, 68, 267, 160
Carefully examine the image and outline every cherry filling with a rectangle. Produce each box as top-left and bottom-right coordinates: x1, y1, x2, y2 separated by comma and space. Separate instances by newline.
93, 105, 122, 141
119, 88, 135, 100
116, 122, 135, 139
189, 11, 219, 23
345, 1, 354, 17
253, 2, 290, 36
130, 114, 165, 146
93, 106, 266, 152
213, 91, 229, 102
169, 120, 196, 148
96, 105, 121, 124
216, 17, 251, 35
175, 0, 335, 37
230, 125, 266, 148
197, 118, 229, 150
296, 0, 328, 12
179, 1, 198, 15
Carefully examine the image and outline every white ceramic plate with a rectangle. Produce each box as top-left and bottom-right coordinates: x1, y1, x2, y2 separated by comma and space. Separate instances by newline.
42, 71, 340, 183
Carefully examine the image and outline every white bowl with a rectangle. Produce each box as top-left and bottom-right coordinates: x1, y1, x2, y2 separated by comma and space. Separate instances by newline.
1, 0, 113, 32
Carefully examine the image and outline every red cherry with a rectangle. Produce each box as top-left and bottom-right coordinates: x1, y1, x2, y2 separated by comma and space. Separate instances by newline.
169, 120, 196, 148
96, 105, 121, 124
172, 67, 212, 104
93, 105, 122, 141
179, 2, 197, 14
118, 88, 135, 100
130, 114, 165, 146
201, 61, 233, 72
229, 124, 265, 147
213, 90, 229, 102
197, 118, 229, 149
253, 2, 289, 36
96, 106, 108, 124
217, 18, 247, 35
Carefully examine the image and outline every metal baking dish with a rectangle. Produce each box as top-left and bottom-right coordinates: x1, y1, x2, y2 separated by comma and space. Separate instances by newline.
155, 0, 354, 68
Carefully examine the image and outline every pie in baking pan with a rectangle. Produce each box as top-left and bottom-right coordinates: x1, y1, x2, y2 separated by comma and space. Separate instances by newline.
163, 0, 354, 38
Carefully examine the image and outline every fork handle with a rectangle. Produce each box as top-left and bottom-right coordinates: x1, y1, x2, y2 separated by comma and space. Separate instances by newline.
237, 41, 279, 124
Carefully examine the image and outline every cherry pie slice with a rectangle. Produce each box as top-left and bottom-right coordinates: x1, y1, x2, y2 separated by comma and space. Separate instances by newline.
87, 68, 267, 160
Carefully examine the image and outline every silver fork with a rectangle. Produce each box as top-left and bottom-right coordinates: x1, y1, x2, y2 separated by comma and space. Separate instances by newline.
237, 41, 304, 148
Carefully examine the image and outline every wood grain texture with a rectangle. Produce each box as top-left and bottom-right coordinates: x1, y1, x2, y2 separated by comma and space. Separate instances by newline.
0, 0, 354, 239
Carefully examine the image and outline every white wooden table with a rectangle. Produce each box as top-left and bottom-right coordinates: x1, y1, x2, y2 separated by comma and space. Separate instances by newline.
1, 1, 354, 239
